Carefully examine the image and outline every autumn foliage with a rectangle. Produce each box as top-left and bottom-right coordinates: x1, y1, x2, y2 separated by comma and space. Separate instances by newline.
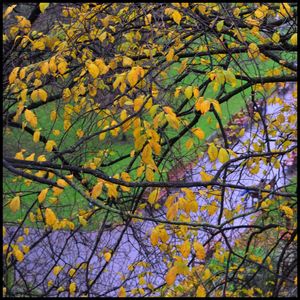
3, 3, 297, 297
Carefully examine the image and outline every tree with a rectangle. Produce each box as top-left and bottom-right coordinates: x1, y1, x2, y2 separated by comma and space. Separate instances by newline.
3, 2, 297, 297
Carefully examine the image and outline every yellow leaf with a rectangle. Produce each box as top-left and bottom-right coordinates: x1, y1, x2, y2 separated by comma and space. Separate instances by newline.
37, 155, 47, 162
20, 89, 27, 102
14, 248, 24, 262
196, 285, 206, 297
25, 153, 35, 161
218, 148, 229, 164
95, 58, 109, 75
272, 32, 280, 43
9, 196, 21, 213
145, 167, 154, 182
202, 268, 212, 281
290, 33, 297, 45
45, 208, 57, 226
53, 265, 63, 276
24, 228, 29, 235
69, 268, 76, 277
135, 135, 147, 151
79, 216, 87, 226
150, 228, 159, 246
104, 252, 111, 262
239, 128, 245, 137
32, 40, 45, 50
144, 13, 152, 25
166, 48, 175, 62
248, 43, 260, 59
50, 110, 57, 121
87, 63, 100, 79
199, 100, 211, 114
76, 129, 84, 138
165, 266, 177, 285
194, 241, 206, 260
39, 3, 49, 13
207, 203, 218, 216
40, 61, 49, 75
38, 188, 49, 203
69, 282, 76, 294
22, 245, 30, 254
58, 61, 68, 74
9, 67, 19, 84
165, 113, 180, 130
122, 56, 133, 67
184, 86, 193, 99
141, 144, 153, 165
56, 179, 68, 188
49, 56, 57, 73
224, 70, 237, 87
166, 203, 178, 221
254, 7, 265, 19
91, 182, 103, 199
192, 128, 205, 140
208, 143, 218, 161
180, 240, 191, 258
148, 189, 160, 205
134, 96, 144, 112
118, 286, 126, 297
159, 228, 170, 243
279, 3, 291, 17
33, 130, 40, 143
3, 4, 17, 19
216, 20, 224, 32
45, 140, 56, 152
172, 10, 182, 25
280, 205, 293, 219
127, 67, 139, 87
24, 109, 38, 128
185, 138, 194, 150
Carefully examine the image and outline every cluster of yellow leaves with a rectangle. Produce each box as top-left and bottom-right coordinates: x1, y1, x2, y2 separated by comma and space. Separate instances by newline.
150, 225, 170, 246
165, 8, 182, 25
86, 59, 109, 79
